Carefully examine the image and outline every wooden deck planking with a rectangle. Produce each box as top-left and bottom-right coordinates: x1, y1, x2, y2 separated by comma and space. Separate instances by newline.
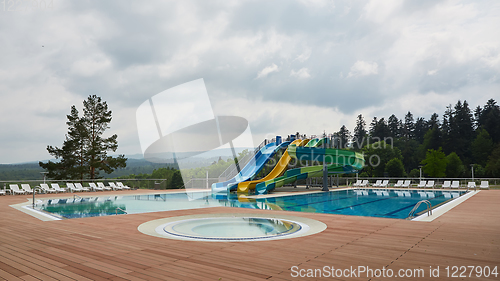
0, 189, 499, 280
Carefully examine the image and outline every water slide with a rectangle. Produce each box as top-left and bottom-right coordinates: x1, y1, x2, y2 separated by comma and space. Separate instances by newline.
211, 140, 291, 193
236, 138, 309, 193
255, 145, 365, 195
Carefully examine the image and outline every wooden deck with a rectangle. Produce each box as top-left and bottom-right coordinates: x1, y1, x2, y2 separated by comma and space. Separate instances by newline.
0, 189, 499, 280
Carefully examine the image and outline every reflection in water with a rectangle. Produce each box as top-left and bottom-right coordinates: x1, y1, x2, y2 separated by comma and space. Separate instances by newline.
40, 197, 126, 219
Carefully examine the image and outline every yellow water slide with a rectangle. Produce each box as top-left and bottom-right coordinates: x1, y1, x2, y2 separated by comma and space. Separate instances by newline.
237, 138, 309, 193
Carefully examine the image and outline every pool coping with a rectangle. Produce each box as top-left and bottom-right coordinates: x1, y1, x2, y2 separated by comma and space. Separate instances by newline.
412, 190, 479, 222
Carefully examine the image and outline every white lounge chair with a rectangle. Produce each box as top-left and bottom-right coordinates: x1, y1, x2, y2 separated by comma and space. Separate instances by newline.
442, 181, 451, 189
425, 181, 435, 188
394, 180, 404, 188
97, 182, 112, 191
402, 180, 411, 188
66, 183, 82, 192
8, 184, 26, 195
89, 182, 104, 191
40, 183, 57, 194
51, 183, 67, 193
380, 180, 389, 187
74, 183, 91, 192
372, 180, 382, 187
109, 182, 122, 191
360, 180, 369, 187
352, 180, 362, 187
0, 189, 6, 196
480, 181, 489, 189
451, 181, 460, 189
21, 184, 35, 194
467, 182, 476, 189
417, 181, 426, 188
116, 182, 131, 190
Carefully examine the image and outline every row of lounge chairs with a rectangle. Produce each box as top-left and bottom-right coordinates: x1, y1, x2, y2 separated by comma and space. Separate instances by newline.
2, 182, 131, 195
352, 180, 490, 189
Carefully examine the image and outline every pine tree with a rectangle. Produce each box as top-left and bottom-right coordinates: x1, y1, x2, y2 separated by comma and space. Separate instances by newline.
336, 125, 351, 149
39, 95, 127, 180
352, 114, 367, 150
402, 111, 415, 140
388, 114, 400, 138
414, 117, 427, 144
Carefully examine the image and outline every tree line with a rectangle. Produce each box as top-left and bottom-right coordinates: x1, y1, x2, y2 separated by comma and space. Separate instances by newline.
333, 98, 500, 178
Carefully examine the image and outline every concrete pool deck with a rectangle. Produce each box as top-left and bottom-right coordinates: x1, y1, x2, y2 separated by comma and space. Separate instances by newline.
0, 188, 499, 280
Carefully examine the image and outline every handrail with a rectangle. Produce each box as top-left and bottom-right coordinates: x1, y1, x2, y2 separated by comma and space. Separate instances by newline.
408, 200, 432, 219
115, 207, 127, 215
218, 138, 271, 181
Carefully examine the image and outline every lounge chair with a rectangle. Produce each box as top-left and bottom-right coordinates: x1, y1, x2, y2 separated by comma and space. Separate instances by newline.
480, 181, 489, 189
467, 182, 476, 189
417, 181, 426, 188
372, 180, 382, 187
21, 184, 36, 194
97, 182, 112, 191
74, 183, 91, 192
360, 180, 369, 187
451, 181, 460, 189
89, 182, 104, 191
394, 180, 404, 188
116, 182, 131, 190
40, 183, 57, 194
425, 181, 435, 189
109, 182, 122, 191
0, 189, 5, 196
66, 183, 81, 192
352, 180, 362, 187
51, 183, 67, 193
8, 184, 26, 195
380, 180, 389, 187
402, 180, 411, 188
442, 181, 451, 189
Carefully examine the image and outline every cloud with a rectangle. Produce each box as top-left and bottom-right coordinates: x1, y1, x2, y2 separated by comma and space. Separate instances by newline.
346, 60, 378, 78
256, 63, 279, 79
290, 68, 311, 79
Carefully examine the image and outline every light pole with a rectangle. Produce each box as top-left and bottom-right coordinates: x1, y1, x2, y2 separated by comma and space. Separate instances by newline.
419, 165, 423, 182
470, 164, 474, 181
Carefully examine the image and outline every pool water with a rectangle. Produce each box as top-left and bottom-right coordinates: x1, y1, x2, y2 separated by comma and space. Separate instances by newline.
36, 189, 466, 220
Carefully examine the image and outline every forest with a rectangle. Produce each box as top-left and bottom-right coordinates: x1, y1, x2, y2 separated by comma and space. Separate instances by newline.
333, 98, 500, 178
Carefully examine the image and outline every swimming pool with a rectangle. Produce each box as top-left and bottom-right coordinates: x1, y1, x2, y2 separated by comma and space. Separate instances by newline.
35, 189, 466, 220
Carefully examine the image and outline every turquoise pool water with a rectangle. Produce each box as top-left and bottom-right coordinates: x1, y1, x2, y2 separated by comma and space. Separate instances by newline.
36, 189, 466, 220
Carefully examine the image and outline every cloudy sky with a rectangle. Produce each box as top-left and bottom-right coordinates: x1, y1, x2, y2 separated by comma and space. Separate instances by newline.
1, 0, 499, 164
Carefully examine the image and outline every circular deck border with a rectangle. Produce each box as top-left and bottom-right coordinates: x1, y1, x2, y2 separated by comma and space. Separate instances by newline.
138, 213, 327, 242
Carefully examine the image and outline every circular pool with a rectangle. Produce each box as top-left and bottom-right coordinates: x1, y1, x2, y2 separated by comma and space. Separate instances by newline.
138, 213, 327, 242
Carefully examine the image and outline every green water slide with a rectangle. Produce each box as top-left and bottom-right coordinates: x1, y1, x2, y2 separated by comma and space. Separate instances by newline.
254, 145, 364, 195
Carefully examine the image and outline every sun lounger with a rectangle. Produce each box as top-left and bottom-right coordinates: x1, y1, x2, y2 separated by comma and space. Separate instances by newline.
417, 181, 426, 188
480, 181, 489, 189
0, 189, 5, 196
394, 180, 404, 188
451, 181, 460, 189
372, 180, 382, 187
51, 183, 67, 193
425, 181, 435, 188
402, 180, 411, 188
467, 182, 476, 189
352, 180, 362, 187
109, 182, 122, 190
89, 182, 104, 191
40, 183, 57, 193
21, 184, 36, 194
380, 180, 389, 187
360, 180, 369, 187
74, 183, 91, 192
442, 181, 451, 189
116, 182, 131, 190
8, 184, 26, 195
97, 182, 112, 191
66, 183, 82, 192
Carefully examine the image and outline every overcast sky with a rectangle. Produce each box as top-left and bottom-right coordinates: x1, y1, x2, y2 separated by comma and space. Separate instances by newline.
1, 0, 499, 164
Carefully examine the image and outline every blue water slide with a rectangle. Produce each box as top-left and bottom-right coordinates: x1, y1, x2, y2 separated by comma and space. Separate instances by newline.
211, 140, 291, 193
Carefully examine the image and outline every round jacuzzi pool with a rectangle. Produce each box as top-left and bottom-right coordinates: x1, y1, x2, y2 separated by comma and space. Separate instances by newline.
138, 213, 327, 242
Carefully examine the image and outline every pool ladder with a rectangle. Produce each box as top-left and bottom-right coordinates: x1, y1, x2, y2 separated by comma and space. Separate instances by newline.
116, 207, 127, 215
408, 200, 432, 219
